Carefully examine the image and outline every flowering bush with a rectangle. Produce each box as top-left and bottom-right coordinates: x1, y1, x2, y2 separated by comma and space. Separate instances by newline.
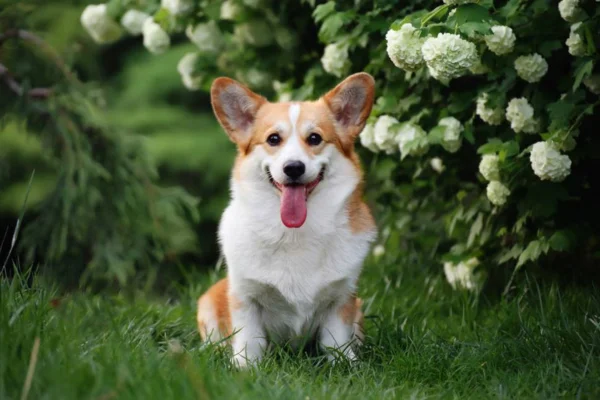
82, 0, 600, 292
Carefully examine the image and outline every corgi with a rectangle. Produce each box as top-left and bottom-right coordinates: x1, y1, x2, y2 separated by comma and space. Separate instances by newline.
197, 73, 377, 367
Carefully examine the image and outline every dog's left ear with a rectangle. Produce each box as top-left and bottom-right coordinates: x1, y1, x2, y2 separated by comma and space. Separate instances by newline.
323, 72, 375, 143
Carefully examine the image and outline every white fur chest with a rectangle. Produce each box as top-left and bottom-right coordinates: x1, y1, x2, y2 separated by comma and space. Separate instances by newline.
219, 183, 375, 341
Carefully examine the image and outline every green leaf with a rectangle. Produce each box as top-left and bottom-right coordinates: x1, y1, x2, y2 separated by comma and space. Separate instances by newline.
458, 21, 492, 36
467, 213, 483, 248
463, 123, 475, 144
517, 240, 549, 268
454, 4, 492, 25
572, 59, 594, 92
477, 138, 503, 155
319, 14, 346, 42
539, 40, 563, 58
549, 231, 571, 252
428, 126, 446, 145
313, 1, 335, 22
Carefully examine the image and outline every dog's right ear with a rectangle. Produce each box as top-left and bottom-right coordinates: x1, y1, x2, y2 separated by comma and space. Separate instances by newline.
211, 78, 267, 146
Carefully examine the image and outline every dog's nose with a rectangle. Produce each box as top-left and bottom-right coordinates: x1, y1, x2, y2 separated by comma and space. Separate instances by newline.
283, 161, 305, 180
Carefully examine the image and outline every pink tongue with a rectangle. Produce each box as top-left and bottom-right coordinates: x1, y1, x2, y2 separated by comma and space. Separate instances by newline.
280, 185, 308, 228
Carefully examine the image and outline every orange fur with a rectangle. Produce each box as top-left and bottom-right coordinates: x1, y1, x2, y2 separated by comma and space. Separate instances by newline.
197, 278, 232, 341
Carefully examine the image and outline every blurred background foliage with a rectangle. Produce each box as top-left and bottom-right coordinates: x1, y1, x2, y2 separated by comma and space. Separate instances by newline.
1, 0, 237, 289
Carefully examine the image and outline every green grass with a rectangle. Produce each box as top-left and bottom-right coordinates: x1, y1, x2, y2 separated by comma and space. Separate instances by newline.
2, 261, 599, 400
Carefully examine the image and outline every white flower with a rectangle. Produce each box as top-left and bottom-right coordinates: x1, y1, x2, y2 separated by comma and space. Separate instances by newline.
374, 115, 400, 154
220, 0, 244, 20
239, 68, 271, 89
321, 43, 350, 78
186, 21, 224, 54
583, 75, 600, 95
476, 94, 504, 126
443, 0, 477, 4
161, 0, 194, 16
438, 117, 463, 153
506, 97, 538, 134
514, 53, 548, 83
422, 33, 478, 83
479, 154, 500, 181
484, 26, 516, 56
385, 24, 425, 72
530, 141, 572, 182
234, 20, 274, 47
372, 244, 385, 258
177, 53, 203, 90
486, 181, 510, 206
120, 10, 150, 36
558, 0, 585, 23
430, 157, 445, 173
443, 258, 484, 292
80, 4, 122, 44
142, 19, 170, 54
566, 23, 586, 57
359, 123, 379, 153
397, 122, 429, 158
273, 81, 293, 102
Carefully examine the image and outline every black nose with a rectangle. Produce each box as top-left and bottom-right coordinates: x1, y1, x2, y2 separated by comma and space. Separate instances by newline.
283, 161, 305, 180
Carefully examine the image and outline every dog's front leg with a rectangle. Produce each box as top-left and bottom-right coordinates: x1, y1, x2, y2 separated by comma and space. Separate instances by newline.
230, 300, 266, 368
318, 301, 359, 363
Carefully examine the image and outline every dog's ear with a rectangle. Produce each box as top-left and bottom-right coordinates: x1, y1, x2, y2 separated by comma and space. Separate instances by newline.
322, 73, 375, 143
211, 77, 267, 145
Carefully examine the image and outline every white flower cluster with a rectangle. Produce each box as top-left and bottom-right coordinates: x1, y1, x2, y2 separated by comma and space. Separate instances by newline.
558, 0, 585, 23
566, 23, 586, 57
530, 141, 572, 182
186, 21, 225, 54
438, 117, 463, 153
162, 0, 194, 16
583, 75, 600, 95
359, 123, 379, 153
234, 20, 273, 47
142, 19, 170, 54
422, 33, 478, 83
506, 98, 538, 134
120, 10, 150, 36
385, 24, 425, 72
373, 115, 400, 154
514, 53, 548, 83
220, 0, 244, 20
443, 257, 484, 292
177, 53, 203, 90
321, 42, 350, 78
397, 122, 429, 158
479, 154, 500, 181
430, 157, 445, 173
476, 94, 504, 126
239, 68, 271, 89
81, 4, 122, 44
372, 244, 385, 258
484, 26, 516, 56
486, 181, 510, 206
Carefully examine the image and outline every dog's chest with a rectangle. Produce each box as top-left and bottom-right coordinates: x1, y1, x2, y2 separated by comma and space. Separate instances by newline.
220, 200, 372, 338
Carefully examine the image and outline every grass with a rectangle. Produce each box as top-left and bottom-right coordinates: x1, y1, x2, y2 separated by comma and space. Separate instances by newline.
1, 260, 599, 400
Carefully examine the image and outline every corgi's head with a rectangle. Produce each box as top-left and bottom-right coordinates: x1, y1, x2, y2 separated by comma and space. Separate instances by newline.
211, 73, 375, 229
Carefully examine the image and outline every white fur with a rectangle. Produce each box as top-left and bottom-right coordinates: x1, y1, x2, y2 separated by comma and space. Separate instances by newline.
219, 104, 376, 367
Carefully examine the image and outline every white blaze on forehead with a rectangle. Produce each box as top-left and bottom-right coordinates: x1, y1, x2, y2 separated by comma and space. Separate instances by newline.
288, 103, 301, 137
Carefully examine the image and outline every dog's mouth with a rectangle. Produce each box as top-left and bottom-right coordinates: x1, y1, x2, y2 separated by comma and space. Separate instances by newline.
266, 166, 326, 229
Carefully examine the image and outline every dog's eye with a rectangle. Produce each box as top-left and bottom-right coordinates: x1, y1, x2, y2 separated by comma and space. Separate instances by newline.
266, 133, 282, 146
307, 133, 322, 146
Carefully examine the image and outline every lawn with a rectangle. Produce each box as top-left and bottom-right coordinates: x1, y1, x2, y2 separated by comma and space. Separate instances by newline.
1, 260, 599, 400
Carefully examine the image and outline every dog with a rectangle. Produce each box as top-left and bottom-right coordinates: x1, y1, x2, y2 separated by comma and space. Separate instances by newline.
197, 72, 377, 367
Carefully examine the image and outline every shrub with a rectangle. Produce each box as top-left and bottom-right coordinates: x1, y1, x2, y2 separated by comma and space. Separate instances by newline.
81, 0, 600, 291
